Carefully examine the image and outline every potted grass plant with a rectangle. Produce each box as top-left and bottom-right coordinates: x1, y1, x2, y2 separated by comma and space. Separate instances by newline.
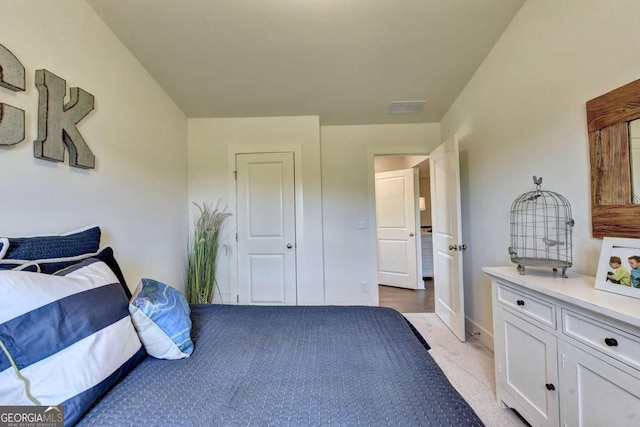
186, 202, 232, 304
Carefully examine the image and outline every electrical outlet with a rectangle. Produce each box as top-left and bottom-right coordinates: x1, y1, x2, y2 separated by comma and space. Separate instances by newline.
361, 281, 368, 293
356, 219, 367, 229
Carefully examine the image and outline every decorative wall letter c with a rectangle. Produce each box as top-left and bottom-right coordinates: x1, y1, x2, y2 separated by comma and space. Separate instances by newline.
0, 43, 26, 146
34, 69, 95, 169
0, 104, 25, 146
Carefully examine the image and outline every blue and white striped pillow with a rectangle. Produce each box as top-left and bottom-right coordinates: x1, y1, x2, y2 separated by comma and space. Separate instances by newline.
0, 258, 145, 426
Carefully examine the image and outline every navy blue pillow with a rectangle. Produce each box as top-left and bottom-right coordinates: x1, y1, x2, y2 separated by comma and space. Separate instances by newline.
0, 263, 39, 272
37, 247, 132, 299
1, 226, 101, 260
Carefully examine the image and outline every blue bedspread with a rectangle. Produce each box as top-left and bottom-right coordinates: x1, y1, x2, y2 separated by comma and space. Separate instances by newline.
78, 305, 483, 426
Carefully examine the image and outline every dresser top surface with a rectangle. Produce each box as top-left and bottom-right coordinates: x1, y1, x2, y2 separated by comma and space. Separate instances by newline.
483, 266, 640, 328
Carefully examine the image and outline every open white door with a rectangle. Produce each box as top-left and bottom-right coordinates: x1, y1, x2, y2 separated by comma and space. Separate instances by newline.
375, 168, 420, 289
430, 137, 466, 341
236, 152, 297, 305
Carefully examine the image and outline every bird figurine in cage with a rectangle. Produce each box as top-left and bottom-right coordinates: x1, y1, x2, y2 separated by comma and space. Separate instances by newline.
508, 176, 574, 277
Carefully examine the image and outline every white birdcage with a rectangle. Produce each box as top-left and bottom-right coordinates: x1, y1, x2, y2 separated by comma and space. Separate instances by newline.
508, 176, 574, 277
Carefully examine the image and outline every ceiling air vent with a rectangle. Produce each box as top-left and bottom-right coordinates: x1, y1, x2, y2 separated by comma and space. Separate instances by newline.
388, 101, 425, 114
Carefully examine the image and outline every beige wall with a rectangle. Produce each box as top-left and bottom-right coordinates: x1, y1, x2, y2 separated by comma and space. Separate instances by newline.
13, 0, 632, 326
321, 123, 440, 304
441, 0, 640, 348
374, 155, 428, 173
187, 116, 323, 304
188, 119, 440, 305
0, 0, 188, 290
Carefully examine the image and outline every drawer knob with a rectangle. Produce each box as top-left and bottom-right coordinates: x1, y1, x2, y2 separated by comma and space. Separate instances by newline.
604, 337, 619, 347
516, 300, 525, 306
545, 383, 555, 391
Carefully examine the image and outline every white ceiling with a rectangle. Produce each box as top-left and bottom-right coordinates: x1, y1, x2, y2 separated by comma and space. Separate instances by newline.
86, 0, 524, 125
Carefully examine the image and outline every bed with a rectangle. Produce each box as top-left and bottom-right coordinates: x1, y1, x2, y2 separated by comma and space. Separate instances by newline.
0, 227, 483, 426
78, 305, 483, 426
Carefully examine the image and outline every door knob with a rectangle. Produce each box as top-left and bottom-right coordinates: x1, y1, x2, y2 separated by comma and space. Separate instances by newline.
460, 244, 468, 251
286, 243, 293, 249
604, 337, 618, 347
409, 232, 415, 237
449, 244, 458, 251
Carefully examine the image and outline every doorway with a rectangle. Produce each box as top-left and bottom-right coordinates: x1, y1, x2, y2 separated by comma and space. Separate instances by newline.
370, 138, 465, 339
374, 155, 434, 312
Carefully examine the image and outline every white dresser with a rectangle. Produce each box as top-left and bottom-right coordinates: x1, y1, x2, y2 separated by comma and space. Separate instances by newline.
483, 266, 640, 427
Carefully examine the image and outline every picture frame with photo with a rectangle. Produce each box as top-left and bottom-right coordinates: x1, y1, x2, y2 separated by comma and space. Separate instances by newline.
595, 237, 640, 299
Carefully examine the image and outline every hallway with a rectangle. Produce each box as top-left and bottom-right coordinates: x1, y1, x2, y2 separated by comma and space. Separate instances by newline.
378, 279, 434, 313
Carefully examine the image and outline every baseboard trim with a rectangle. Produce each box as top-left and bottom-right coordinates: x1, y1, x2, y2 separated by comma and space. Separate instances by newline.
465, 317, 493, 352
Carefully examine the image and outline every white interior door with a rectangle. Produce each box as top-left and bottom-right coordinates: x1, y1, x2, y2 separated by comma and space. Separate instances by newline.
375, 168, 419, 289
237, 152, 296, 305
430, 137, 466, 341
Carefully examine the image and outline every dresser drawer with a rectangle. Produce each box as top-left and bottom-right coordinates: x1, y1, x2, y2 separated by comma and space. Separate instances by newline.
562, 309, 640, 370
496, 282, 556, 329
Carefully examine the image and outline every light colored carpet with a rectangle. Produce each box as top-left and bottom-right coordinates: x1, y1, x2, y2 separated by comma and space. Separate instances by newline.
403, 313, 526, 427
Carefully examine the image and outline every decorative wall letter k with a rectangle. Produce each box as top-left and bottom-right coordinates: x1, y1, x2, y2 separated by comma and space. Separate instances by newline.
34, 69, 95, 169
